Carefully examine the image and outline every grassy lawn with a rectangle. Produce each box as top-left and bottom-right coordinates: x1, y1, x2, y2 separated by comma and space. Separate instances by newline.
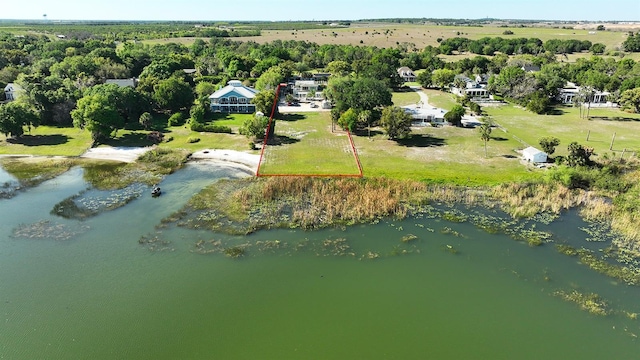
0, 126, 93, 156
352, 124, 534, 185
423, 89, 458, 110
485, 105, 640, 157
392, 91, 421, 107
258, 112, 361, 176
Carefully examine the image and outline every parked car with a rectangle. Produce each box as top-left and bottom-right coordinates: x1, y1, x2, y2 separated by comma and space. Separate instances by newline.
310, 103, 318, 108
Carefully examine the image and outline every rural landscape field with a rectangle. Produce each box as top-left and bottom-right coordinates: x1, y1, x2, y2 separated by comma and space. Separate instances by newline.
2, 1, 640, 357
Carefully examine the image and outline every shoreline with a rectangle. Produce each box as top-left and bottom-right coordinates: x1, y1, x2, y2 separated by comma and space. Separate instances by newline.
2, 146, 261, 174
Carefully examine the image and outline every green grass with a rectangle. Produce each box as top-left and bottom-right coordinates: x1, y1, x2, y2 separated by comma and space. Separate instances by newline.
0, 126, 92, 156
423, 89, 458, 110
485, 104, 640, 157
352, 124, 535, 185
392, 91, 421, 107
258, 112, 361, 176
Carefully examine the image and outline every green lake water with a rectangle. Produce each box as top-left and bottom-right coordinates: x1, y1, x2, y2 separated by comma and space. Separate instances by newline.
1, 163, 639, 359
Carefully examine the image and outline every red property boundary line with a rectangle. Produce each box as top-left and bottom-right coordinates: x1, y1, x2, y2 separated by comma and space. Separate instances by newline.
256, 83, 363, 178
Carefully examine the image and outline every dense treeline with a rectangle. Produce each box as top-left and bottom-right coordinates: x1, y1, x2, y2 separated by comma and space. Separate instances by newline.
1, 28, 640, 140
438, 36, 596, 55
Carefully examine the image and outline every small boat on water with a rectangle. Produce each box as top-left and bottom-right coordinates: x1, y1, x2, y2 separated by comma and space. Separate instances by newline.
151, 186, 161, 197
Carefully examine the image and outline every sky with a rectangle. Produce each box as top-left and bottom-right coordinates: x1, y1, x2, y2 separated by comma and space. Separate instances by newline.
2, 0, 639, 22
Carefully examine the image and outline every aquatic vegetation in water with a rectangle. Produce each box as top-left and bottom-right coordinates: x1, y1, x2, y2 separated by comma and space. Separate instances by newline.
441, 209, 468, 223
224, 246, 246, 258
440, 227, 465, 238
401, 234, 418, 243
12, 220, 89, 241
555, 244, 640, 286
0, 158, 79, 197
138, 233, 173, 252
321, 238, 354, 257
552, 290, 610, 316
441, 244, 459, 254
52, 184, 145, 219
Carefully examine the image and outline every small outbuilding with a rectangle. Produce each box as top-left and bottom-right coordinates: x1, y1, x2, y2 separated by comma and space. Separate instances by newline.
522, 146, 548, 163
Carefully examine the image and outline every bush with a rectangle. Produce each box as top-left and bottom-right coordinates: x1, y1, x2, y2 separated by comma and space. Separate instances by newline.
190, 120, 232, 133
147, 131, 164, 144
168, 113, 185, 126
187, 137, 200, 143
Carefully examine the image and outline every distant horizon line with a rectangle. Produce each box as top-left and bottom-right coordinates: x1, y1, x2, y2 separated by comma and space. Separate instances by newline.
1, 18, 638, 24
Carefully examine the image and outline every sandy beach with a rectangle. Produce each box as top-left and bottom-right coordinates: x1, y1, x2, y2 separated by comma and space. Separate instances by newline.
80, 146, 260, 173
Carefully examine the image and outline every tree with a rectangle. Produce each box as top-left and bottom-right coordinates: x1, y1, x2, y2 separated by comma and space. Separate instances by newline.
255, 65, 288, 91
444, 104, 465, 127
526, 91, 550, 114
380, 106, 412, 140
566, 142, 593, 167
139, 112, 152, 130
0, 102, 39, 138
153, 76, 193, 113
539, 136, 560, 156
577, 86, 595, 119
239, 112, 269, 140
590, 43, 606, 55
326, 60, 351, 76
619, 88, 640, 113
416, 71, 432, 88
478, 123, 492, 158
189, 104, 206, 123
431, 69, 456, 90
338, 108, 358, 132
346, 77, 393, 112
358, 109, 374, 137
252, 90, 277, 117
72, 94, 125, 143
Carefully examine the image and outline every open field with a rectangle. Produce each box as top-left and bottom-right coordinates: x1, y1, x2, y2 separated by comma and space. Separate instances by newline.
485, 105, 640, 158
230, 23, 632, 51
257, 112, 362, 176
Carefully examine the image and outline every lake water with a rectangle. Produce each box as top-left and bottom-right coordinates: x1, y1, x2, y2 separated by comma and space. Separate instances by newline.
1, 163, 639, 359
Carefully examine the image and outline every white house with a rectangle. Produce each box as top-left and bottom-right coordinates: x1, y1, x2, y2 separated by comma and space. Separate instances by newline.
209, 80, 258, 113
451, 76, 489, 99
4, 83, 23, 101
522, 146, 548, 163
292, 80, 324, 101
557, 82, 611, 105
397, 67, 417, 83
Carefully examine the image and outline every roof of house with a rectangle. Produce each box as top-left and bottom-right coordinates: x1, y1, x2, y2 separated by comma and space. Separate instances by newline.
522, 146, 547, 157
522, 65, 541, 72
209, 80, 258, 99
397, 67, 416, 76
105, 78, 137, 87
4, 83, 22, 91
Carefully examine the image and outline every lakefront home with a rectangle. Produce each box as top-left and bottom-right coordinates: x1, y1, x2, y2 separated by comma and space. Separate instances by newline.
209, 80, 258, 113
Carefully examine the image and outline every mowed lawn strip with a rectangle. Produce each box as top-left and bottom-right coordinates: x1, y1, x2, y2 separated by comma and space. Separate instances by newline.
258, 112, 361, 176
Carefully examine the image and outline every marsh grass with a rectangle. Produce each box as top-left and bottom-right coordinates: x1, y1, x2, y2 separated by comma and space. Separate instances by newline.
0, 158, 79, 187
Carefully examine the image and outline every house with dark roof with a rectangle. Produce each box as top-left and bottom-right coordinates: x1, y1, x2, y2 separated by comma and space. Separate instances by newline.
209, 80, 258, 113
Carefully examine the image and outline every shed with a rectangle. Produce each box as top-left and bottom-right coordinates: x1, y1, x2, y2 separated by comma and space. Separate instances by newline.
522, 147, 547, 163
